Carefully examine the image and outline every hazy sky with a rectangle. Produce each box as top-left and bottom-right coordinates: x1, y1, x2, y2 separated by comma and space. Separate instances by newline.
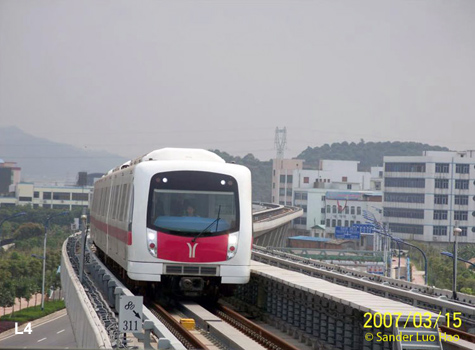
1, 1, 474, 161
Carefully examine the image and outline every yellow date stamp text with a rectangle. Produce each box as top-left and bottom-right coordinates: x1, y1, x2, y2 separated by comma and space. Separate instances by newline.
363, 312, 462, 329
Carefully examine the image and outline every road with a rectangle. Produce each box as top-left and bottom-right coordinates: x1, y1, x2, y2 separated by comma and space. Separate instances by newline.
0, 309, 77, 349
391, 255, 425, 284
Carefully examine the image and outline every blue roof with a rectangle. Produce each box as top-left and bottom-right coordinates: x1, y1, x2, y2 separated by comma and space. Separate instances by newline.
289, 236, 330, 242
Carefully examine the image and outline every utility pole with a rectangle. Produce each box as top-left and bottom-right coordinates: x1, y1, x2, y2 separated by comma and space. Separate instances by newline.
453, 227, 462, 300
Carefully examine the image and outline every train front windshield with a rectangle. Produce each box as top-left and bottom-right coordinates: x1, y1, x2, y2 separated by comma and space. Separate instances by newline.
147, 171, 239, 235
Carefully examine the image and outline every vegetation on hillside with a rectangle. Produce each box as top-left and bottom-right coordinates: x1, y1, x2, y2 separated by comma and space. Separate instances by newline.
211, 150, 272, 202
297, 140, 449, 170
211, 141, 451, 201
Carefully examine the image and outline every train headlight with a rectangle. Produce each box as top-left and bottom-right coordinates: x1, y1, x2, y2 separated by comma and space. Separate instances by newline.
147, 230, 157, 257
227, 233, 238, 260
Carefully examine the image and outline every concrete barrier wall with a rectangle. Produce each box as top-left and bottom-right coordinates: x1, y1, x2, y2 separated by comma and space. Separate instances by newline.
61, 236, 112, 349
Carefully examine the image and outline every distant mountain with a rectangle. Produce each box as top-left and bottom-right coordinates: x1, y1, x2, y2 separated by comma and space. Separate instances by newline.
297, 140, 450, 170
0, 126, 127, 182
0, 127, 452, 200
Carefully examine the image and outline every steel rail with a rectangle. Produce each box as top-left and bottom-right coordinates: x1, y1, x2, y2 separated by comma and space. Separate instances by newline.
149, 302, 209, 350
216, 304, 301, 350
439, 325, 475, 344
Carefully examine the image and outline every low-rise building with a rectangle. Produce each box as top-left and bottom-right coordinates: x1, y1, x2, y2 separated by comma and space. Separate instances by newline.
323, 191, 382, 236
0, 182, 92, 210
0, 160, 21, 195
272, 158, 383, 236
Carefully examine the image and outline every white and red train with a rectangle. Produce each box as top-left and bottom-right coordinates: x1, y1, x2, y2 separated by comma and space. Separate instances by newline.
90, 148, 252, 296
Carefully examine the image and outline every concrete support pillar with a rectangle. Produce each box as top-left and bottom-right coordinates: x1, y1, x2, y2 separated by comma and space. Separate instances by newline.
114, 287, 124, 312
107, 280, 117, 307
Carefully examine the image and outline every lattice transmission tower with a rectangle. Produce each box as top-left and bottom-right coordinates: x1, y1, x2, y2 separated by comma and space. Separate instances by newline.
274, 127, 287, 159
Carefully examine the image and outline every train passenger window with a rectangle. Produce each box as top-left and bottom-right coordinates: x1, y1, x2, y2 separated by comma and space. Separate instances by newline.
119, 184, 128, 220
99, 188, 106, 216
112, 185, 120, 219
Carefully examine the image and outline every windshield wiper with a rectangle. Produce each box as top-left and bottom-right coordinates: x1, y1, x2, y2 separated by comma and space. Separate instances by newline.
192, 205, 221, 243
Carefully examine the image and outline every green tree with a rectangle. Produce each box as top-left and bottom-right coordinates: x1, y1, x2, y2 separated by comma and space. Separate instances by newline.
0, 282, 15, 316
407, 242, 475, 295
15, 278, 33, 310
30, 277, 41, 308
13, 223, 43, 241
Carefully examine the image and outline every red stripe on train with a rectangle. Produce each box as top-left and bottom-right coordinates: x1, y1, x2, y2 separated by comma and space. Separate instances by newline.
90, 216, 130, 245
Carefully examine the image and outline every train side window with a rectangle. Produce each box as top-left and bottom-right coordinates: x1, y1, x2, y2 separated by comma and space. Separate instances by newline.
111, 186, 118, 219
114, 185, 121, 220
91, 191, 97, 213
101, 187, 108, 216
124, 184, 131, 221
104, 187, 111, 217
119, 184, 128, 221
128, 186, 134, 228
99, 188, 106, 216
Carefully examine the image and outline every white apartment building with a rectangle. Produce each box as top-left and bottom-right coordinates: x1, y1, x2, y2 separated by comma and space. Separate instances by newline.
272, 159, 376, 205
272, 158, 383, 235
0, 182, 92, 210
272, 158, 304, 206
383, 151, 475, 243
323, 191, 382, 237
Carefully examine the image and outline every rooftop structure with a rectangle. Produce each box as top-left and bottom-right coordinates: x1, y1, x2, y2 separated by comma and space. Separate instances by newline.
0, 161, 21, 195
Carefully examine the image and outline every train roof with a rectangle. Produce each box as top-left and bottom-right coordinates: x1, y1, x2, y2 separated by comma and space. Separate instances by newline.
104, 148, 227, 176
138, 148, 225, 163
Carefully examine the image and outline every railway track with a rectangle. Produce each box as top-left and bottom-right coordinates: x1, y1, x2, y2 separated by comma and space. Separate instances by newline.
149, 301, 210, 350
148, 299, 303, 350
215, 304, 301, 350
86, 236, 303, 350
440, 325, 475, 343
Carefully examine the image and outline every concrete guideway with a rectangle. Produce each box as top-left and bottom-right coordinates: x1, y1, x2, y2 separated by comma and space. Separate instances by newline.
60, 235, 112, 349
252, 246, 475, 316
234, 261, 447, 349
57, 204, 298, 349
249, 250, 475, 349
252, 202, 303, 247
64, 233, 187, 350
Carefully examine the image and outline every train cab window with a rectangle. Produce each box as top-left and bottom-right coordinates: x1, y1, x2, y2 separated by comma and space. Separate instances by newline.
147, 171, 239, 236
